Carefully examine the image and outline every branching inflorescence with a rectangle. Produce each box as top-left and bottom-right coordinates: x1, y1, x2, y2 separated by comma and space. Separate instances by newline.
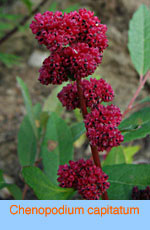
30, 8, 124, 200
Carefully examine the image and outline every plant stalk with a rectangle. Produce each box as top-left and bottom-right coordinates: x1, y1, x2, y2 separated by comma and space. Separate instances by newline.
123, 71, 150, 118
76, 78, 109, 200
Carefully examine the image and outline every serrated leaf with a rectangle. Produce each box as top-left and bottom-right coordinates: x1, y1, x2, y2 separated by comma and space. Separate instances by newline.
128, 5, 150, 75
71, 122, 86, 142
123, 146, 140, 164
17, 77, 37, 138
22, 167, 74, 200
103, 164, 150, 200
103, 146, 125, 166
18, 115, 37, 166
41, 113, 74, 185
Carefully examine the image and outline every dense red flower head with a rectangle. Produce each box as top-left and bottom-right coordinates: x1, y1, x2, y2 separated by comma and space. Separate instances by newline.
132, 186, 150, 200
82, 78, 114, 106
30, 9, 108, 52
84, 104, 124, 151
58, 83, 79, 110
57, 159, 110, 200
38, 53, 68, 85
39, 44, 102, 85
58, 78, 114, 109
30, 9, 108, 85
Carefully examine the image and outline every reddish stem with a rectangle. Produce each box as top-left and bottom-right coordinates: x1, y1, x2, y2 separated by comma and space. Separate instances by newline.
76, 78, 109, 200
140, 74, 143, 83
22, 158, 42, 199
22, 184, 28, 200
123, 71, 150, 118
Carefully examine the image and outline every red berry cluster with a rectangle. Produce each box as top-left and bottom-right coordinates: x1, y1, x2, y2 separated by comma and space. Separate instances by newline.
132, 186, 150, 200
57, 159, 110, 200
39, 44, 102, 85
84, 104, 123, 151
30, 9, 108, 52
58, 78, 114, 110
30, 9, 108, 84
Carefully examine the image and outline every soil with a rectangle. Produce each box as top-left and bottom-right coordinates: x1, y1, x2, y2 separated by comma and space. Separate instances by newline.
0, 0, 150, 199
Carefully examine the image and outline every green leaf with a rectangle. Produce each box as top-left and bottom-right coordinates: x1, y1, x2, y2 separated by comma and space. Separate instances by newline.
33, 103, 42, 120
0, 170, 3, 180
39, 112, 49, 129
103, 164, 150, 200
21, 0, 32, 12
43, 85, 65, 113
22, 167, 74, 200
103, 146, 125, 166
74, 109, 82, 122
123, 146, 140, 164
6, 184, 22, 200
139, 96, 150, 104
0, 53, 20, 67
0, 183, 22, 200
48, 2, 58, 12
18, 23, 30, 32
17, 77, 37, 138
18, 115, 37, 167
123, 121, 150, 143
0, 13, 22, 21
0, 170, 4, 189
128, 5, 150, 75
120, 107, 150, 143
41, 113, 74, 185
0, 22, 13, 31
71, 122, 86, 142
0, 170, 22, 199
33, 103, 42, 138
119, 107, 150, 130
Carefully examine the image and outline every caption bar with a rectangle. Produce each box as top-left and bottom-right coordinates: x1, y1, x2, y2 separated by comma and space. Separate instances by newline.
10, 205, 139, 217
